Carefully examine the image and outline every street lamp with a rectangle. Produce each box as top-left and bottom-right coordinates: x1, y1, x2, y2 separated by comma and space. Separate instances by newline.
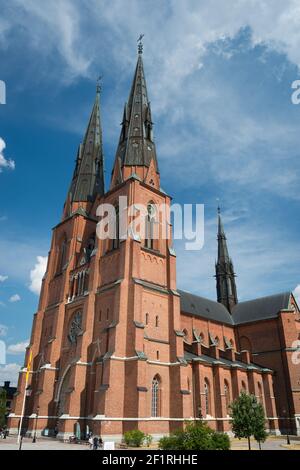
32, 405, 40, 443
283, 408, 291, 445
18, 386, 33, 450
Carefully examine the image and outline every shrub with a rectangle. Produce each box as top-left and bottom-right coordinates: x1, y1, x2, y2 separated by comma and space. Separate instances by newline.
212, 432, 231, 450
159, 421, 230, 450
144, 434, 153, 447
158, 431, 185, 450
124, 429, 145, 447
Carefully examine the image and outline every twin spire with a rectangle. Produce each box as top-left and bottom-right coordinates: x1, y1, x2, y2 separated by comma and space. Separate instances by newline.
65, 43, 238, 313
66, 38, 159, 214
67, 82, 104, 206
113, 49, 159, 172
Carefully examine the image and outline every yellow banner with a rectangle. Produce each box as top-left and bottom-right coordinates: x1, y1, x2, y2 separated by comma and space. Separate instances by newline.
26, 350, 33, 381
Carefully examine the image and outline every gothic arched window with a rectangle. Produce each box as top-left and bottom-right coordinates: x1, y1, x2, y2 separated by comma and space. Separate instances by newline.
85, 233, 95, 261
145, 203, 156, 250
257, 382, 263, 405
204, 379, 211, 416
151, 376, 161, 417
57, 235, 67, 274
227, 278, 232, 296
224, 380, 230, 414
112, 205, 120, 250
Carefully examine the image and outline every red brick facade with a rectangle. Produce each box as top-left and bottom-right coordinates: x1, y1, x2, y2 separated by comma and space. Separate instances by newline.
8, 53, 300, 440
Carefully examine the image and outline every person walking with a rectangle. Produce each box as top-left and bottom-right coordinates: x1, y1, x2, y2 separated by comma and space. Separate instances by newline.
93, 436, 99, 450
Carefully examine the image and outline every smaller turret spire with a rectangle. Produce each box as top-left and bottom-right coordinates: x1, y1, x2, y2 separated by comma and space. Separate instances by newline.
215, 206, 238, 313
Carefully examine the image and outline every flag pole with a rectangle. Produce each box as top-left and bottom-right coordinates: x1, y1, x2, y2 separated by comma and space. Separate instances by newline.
17, 349, 32, 449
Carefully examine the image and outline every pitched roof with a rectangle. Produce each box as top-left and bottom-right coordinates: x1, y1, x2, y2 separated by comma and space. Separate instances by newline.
179, 289, 292, 326
232, 292, 291, 324
178, 289, 234, 325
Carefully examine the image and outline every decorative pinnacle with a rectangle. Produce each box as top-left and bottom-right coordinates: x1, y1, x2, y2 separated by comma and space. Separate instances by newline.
96, 75, 103, 94
216, 198, 221, 215
137, 34, 144, 54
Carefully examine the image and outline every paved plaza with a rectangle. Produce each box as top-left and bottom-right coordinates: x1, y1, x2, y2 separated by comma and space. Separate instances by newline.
0, 435, 299, 451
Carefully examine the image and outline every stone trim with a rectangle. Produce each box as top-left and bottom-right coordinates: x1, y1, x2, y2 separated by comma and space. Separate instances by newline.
141, 246, 166, 259
133, 278, 169, 294
9, 414, 279, 422
175, 330, 185, 337
144, 334, 169, 345
133, 278, 180, 297
147, 360, 181, 366
133, 320, 145, 329
97, 279, 123, 294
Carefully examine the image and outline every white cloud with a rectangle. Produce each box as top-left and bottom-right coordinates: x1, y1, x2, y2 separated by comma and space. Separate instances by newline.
1, 1, 300, 85
5, 0, 90, 81
0, 1, 299, 200
0, 137, 15, 173
0, 363, 21, 386
0, 237, 48, 284
9, 294, 21, 303
0, 275, 8, 282
293, 285, 300, 306
7, 340, 29, 355
29, 256, 47, 295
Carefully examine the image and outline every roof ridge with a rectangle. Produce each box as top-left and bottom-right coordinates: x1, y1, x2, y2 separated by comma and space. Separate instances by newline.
235, 291, 291, 306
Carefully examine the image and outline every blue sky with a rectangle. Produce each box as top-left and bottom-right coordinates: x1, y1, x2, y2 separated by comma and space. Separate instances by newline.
0, 0, 300, 384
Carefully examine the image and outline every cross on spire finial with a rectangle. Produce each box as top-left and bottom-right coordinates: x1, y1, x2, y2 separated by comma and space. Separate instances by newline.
137, 34, 144, 54
96, 75, 103, 95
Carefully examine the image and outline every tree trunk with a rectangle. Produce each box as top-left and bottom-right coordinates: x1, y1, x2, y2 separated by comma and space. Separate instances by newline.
248, 436, 251, 450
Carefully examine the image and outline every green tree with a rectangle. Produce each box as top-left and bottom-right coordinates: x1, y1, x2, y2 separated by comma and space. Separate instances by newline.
0, 388, 7, 428
229, 391, 267, 450
159, 421, 230, 450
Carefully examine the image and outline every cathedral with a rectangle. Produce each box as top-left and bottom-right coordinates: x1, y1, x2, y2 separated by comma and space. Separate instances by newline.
9, 45, 300, 441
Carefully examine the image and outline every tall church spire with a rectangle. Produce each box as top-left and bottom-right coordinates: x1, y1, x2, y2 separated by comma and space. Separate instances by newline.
111, 41, 159, 188
215, 207, 238, 313
67, 83, 105, 208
